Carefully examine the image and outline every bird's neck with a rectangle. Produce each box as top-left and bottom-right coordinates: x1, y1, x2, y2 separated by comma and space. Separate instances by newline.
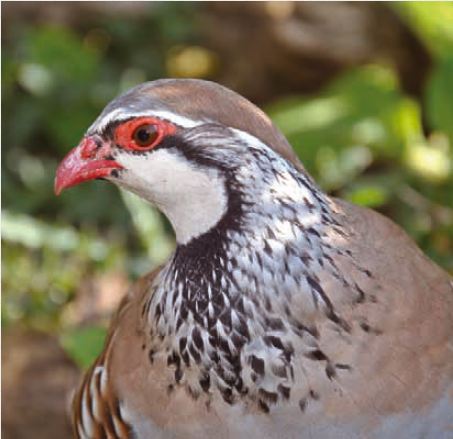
143, 159, 354, 347
139, 161, 374, 405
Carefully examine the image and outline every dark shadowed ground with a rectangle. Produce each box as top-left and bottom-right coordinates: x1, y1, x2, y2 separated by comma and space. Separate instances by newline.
2, 329, 78, 438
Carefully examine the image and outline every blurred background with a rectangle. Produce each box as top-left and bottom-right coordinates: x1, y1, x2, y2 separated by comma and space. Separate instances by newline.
2, 2, 453, 437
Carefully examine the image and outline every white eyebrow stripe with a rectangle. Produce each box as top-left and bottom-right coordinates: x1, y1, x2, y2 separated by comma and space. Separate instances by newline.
89, 108, 203, 133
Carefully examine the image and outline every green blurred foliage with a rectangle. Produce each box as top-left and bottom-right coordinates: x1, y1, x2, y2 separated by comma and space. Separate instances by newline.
268, 2, 453, 270
60, 325, 109, 369
2, 3, 452, 368
2, 3, 192, 363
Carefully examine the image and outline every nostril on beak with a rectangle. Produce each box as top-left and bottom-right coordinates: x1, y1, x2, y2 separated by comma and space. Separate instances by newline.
80, 137, 100, 159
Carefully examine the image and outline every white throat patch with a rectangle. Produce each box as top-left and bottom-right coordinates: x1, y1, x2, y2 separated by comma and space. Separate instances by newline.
113, 148, 227, 245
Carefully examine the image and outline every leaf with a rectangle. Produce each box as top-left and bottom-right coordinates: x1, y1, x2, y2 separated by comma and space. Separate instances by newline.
60, 326, 107, 369
27, 26, 99, 84
344, 184, 390, 208
268, 65, 407, 188
394, 3, 453, 57
426, 56, 453, 139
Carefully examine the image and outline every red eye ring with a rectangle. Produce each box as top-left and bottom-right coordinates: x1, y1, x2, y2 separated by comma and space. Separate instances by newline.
114, 117, 176, 151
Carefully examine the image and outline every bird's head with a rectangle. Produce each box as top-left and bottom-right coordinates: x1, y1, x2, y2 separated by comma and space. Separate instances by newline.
55, 79, 304, 244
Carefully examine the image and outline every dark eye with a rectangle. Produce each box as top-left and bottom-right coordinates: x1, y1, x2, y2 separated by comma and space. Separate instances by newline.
133, 124, 159, 148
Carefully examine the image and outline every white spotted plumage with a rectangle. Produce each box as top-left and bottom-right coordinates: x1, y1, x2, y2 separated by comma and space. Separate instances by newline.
140, 125, 366, 412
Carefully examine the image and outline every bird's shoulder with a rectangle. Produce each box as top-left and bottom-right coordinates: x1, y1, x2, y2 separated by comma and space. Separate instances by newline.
332, 197, 453, 302
317, 198, 453, 416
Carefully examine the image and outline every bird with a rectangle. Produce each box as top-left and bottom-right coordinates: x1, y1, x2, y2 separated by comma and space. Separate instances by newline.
55, 79, 453, 439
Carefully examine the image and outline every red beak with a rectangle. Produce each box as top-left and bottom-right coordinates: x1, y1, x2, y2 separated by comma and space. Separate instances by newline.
54, 137, 123, 195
